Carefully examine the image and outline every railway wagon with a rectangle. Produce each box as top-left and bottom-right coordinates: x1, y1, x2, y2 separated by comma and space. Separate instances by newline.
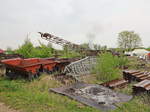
1, 58, 57, 80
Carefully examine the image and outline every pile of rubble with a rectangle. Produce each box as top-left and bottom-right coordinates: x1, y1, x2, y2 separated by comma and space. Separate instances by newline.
50, 82, 132, 111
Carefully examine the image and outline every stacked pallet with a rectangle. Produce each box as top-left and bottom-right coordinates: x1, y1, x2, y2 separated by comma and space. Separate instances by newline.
123, 70, 150, 82
133, 79, 150, 94
100, 79, 128, 89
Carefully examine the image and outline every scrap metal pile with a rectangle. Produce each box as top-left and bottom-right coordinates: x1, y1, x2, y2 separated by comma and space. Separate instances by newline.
50, 69, 150, 111
133, 79, 150, 94
64, 56, 97, 80
123, 70, 150, 94
123, 70, 150, 82
99, 70, 150, 94
50, 82, 132, 111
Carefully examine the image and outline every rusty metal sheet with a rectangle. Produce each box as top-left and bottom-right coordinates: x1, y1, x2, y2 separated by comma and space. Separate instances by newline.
123, 70, 150, 82
133, 79, 150, 94
50, 82, 132, 111
100, 79, 128, 89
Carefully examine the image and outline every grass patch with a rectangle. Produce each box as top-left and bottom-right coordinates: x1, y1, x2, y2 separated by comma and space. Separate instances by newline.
0, 76, 100, 112
0, 74, 150, 112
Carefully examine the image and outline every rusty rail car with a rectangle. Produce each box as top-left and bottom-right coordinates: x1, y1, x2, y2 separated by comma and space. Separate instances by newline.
1, 58, 57, 80
44, 58, 80, 72
0, 57, 79, 80
0, 53, 24, 60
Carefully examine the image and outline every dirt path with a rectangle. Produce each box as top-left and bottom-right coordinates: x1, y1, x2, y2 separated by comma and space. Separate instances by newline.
0, 102, 20, 112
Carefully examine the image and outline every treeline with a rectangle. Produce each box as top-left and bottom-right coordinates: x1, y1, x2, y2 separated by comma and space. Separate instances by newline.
6, 38, 82, 58
6, 38, 110, 58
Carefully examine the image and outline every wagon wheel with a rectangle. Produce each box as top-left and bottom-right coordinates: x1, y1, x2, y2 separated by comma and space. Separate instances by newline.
35, 69, 41, 78
53, 66, 59, 73
48, 70, 52, 74
5, 69, 16, 79
28, 72, 34, 81
43, 68, 51, 74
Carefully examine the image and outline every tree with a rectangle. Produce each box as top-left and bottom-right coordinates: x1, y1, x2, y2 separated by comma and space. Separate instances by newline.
118, 31, 142, 50
80, 43, 90, 50
16, 38, 55, 58
6, 47, 14, 54
16, 38, 34, 58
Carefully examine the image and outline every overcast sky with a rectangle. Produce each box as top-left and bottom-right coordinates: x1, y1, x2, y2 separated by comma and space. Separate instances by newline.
0, 0, 150, 49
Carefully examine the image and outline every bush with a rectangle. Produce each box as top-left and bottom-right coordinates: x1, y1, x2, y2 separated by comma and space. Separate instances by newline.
16, 38, 54, 58
61, 45, 82, 58
94, 52, 128, 82
16, 38, 34, 58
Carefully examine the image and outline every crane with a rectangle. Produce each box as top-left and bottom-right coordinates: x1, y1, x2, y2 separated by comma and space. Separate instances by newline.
38, 32, 85, 51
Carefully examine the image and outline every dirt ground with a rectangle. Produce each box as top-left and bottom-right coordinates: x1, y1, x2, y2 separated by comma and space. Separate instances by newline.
0, 102, 20, 112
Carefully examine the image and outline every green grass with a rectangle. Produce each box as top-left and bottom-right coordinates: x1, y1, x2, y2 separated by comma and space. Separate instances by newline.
0, 56, 150, 112
0, 76, 100, 112
0, 75, 150, 112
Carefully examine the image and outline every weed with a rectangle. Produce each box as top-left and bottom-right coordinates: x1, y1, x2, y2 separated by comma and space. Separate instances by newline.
93, 52, 128, 82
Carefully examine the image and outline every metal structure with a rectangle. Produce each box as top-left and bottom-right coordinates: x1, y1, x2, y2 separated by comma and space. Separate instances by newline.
1, 58, 57, 80
38, 32, 83, 51
0, 57, 79, 80
38, 32, 113, 56
64, 56, 97, 79
0, 53, 23, 60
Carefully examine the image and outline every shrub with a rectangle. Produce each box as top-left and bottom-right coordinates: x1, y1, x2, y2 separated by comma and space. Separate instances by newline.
16, 38, 54, 58
94, 52, 128, 82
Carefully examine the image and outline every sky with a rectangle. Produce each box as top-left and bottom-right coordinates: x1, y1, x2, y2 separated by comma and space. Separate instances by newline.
0, 0, 150, 49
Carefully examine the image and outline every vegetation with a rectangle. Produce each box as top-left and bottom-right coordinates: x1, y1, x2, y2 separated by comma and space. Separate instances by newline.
94, 52, 128, 82
1, 33, 149, 112
6, 47, 15, 54
15, 38, 54, 58
118, 31, 142, 50
61, 45, 81, 58
0, 75, 150, 112
0, 76, 100, 112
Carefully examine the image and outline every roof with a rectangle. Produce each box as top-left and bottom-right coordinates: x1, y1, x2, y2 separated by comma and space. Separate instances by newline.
132, 49, 149, 55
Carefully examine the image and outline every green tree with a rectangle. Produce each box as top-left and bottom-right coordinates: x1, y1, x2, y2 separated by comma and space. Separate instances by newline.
32, 41, 54, 58
16, 38, 34, 58
6, 47, 14, 54
118, 31, 142, 50
79, 43, 90, 50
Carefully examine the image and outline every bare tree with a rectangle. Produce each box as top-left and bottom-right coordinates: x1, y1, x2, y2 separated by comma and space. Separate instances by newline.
118, 31, 142, 50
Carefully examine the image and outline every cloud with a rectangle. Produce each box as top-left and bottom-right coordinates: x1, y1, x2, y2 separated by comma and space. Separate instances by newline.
0, 0, 150, 49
